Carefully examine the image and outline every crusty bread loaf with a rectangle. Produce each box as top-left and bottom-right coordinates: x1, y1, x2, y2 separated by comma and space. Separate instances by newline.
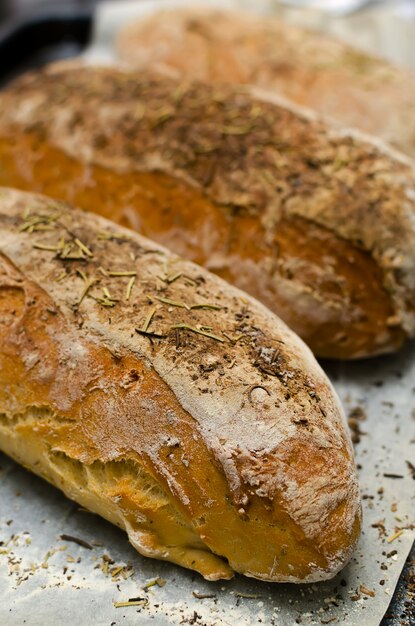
1, 65, 415, 359
0, 187, 360, 582
116, 7, 415, 159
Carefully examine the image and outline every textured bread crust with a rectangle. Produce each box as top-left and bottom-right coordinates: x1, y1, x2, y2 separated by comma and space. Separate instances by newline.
116, 7, 415, 159
0, 187, 361, 582
0, 66, 415, 358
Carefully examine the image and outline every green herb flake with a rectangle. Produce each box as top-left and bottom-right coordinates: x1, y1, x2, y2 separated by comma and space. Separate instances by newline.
125, 276, 135, 301
32, 243, 60, 252
74, 238, 93, 258
171, 324, 224, 343
113, 599, 148, 608
107, 270, 137, 277
190, 302, 222, 311
78, 277, 97, 306
142, 307, 156, 332
155, 296, 190, 310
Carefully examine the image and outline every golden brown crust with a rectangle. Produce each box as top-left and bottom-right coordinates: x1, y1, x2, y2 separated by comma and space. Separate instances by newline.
116, 7, 415, 158
0, 187, 360, 582
0, 65, 414, 358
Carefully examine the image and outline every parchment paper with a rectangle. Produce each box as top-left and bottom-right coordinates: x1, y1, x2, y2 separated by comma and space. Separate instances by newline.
1, 1, 415, 624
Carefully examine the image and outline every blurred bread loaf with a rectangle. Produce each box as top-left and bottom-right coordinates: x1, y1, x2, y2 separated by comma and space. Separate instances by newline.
116, 7, 415, 159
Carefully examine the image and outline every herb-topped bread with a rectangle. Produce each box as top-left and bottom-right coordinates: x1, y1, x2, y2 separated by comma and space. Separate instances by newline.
0, 187, 361, 582
117, 7, 415, 159
1, 65, 415, 358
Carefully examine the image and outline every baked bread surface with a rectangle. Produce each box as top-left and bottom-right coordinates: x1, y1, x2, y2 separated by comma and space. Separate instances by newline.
0, 66, 414, 358
0, 187, 361, 582
116, 7, 415, 159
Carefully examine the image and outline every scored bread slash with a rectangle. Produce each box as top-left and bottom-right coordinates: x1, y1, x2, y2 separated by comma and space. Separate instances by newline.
0, 187, 361, 583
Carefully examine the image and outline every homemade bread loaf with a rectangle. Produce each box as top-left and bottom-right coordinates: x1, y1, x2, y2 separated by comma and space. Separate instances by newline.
1, 65, 415, 359
0, 187, 361, 582
116, 7, 415, 159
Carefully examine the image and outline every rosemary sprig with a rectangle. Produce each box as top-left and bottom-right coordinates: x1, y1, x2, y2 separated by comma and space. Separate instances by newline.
142, 307, 156, 333
171, 324, 224, 343
74, 238, 93, 258
92, 296, 118, 308
55, 271, 67, 282
110, 566, 123, 578
102, 287, 118, 301
157, 272, 196, 286
142, 577, 166, 591
135, 307, 165, 339
97, 231, 129, 242
165, 272, 183, 284
183, 275, 197, 287
190, 303, 222, 311
222, 333, 245, 343
386, 529, 405, 543
19, 212, 60, 233
78, 276, 97, 306
155, 296, 190, 310
57, 242, 85, 261
135, 329, 165, 339
32, 243, 60, 252
125, 276, 135, 301
76, 269, 88, 282
113, 599, 148, 608
220, 124, 254, 136
107, 270, 137, 277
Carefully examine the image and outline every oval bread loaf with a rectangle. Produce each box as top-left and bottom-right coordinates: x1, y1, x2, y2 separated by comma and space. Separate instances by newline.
0, 187, 361, 582
116, 7, 415, 159
1, 65, 415, 359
